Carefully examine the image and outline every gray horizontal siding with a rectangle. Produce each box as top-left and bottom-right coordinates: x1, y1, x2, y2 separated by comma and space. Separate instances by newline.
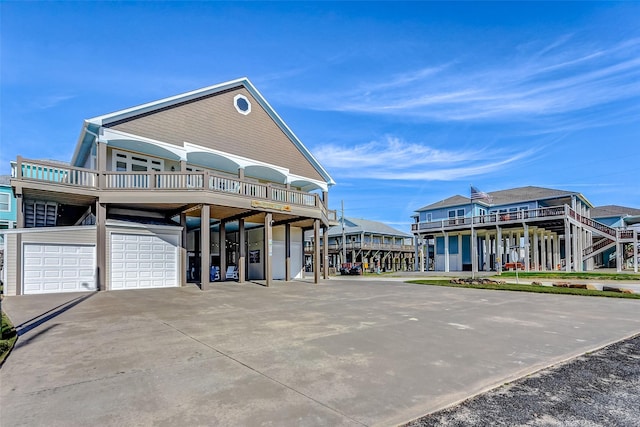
5, 234, 17, 296
20, 227, 97, 245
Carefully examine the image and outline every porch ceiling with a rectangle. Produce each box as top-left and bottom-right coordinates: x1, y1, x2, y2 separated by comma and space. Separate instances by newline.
183, 205, 317, 230
187, 152, 240, 175
108, 139, 182, 161
19, 187, 97, 207
244, 165, 287, 184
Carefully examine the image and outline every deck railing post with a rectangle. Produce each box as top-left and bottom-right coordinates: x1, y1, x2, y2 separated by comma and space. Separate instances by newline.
17, 156, 23, 179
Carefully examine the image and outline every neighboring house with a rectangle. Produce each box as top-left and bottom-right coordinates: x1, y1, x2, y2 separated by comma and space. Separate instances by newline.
591, 205, 640, 269
0, 176, 17, 232
0, 175, 18, 285
5, 77, 337, 295
305, 217, 414, 272
412, 186, 639, 273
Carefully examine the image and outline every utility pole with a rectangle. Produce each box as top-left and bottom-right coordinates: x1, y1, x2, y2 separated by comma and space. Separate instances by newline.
341, 200, 346, 266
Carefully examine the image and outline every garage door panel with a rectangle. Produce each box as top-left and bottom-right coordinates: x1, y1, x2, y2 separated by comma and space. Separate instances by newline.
24, 258, 43, 267
110, 232, 178, 290
23, 243, 96, 294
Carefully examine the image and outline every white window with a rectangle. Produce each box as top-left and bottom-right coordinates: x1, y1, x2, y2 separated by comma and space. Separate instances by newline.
0, 193, 9, 212
426, 213, 432, 222
234, 94, 251, 115
111, 149, 164, 172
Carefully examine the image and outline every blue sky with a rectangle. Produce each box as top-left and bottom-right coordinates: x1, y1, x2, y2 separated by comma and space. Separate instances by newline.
2, 2, 639, 231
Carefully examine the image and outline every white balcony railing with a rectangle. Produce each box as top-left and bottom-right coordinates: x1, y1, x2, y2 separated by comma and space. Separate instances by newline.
12, 157, 329, 212
411, 206, 566, 232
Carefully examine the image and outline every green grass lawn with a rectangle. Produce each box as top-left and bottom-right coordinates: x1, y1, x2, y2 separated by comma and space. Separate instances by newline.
406, 279, 640, 299
493, 271, 640, 281
1, 311, 17, 364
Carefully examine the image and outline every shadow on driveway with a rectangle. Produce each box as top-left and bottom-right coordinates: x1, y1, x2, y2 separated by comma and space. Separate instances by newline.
14, 292, 96, 337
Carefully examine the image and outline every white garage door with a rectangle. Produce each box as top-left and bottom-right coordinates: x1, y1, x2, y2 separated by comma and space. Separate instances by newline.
110, 233, 179, 289
23, 244, 96, 294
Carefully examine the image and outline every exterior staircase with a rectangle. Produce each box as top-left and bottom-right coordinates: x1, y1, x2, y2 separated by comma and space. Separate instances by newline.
568, 207, 639, 267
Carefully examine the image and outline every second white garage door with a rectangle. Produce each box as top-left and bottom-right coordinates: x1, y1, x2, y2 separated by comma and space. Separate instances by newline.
110, 233, 179, 289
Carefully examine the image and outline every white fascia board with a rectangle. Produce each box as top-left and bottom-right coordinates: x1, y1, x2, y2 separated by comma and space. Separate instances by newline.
86, 78, 249, 126
102, 128, 187, 161
70, 121, 93, 167
106, 219, 183, 233
578, 193, 595, 209
286, 173, 328, 192
1, 225, 97, 235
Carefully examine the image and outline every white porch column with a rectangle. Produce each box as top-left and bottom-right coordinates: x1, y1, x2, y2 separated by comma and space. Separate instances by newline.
572, 224, 580, 272
444, 232, 450, 272
505, 232, 511, 263
576, 226, 583, 272
539, 231, 546, 271
414, 235, 420, 271
523, 224, 530, 271
532, 228, 539, 271
542, 233, 551, 271
564, 219, 572, 272
634, 230, 638, 273
483, 233, 490, 271
419, 240, 425, 272
551, 233, 562, 270
496, 226, 503, 273
616, 238, 622, 273
459, 233, 464, 272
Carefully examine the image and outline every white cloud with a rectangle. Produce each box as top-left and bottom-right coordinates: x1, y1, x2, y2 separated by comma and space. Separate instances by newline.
31, 94, 75, 110
285, 37, 640, 127
315, 135, 538, 182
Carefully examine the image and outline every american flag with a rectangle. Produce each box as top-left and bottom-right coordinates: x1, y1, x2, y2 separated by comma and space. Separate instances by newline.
470, 185, 492, 203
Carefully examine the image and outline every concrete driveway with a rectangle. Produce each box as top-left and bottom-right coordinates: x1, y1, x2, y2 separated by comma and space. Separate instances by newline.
2, 279, 640, 426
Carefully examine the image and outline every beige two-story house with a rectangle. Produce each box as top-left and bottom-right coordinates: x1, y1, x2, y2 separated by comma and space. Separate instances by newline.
4, 78, 337, 295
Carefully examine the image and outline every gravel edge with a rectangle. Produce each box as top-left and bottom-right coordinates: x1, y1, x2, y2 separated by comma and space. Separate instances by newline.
404, 333, 640, 427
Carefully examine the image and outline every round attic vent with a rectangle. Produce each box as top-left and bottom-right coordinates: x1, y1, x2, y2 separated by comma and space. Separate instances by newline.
234, 94, 251, 115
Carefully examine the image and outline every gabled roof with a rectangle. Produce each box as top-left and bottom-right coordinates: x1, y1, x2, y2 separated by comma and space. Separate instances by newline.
417, 195, 474, 212
326, 217, 412, 238
592, 205, 640, 218
488, 186, 581, 205
416, 186, 589, 212
72, 77, 334, 186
